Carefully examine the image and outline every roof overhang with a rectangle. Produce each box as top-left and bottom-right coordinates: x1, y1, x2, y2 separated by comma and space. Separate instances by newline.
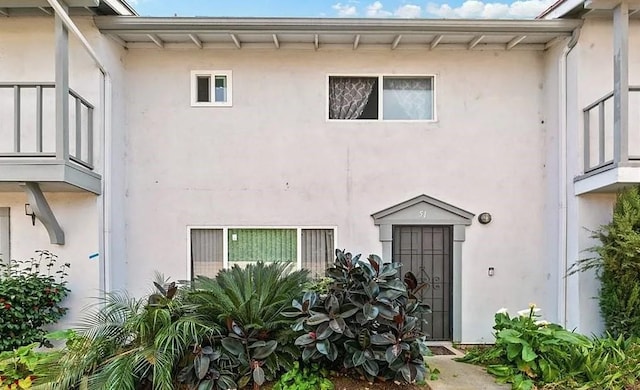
94, 17, 582, 51
0, 0, 136, 16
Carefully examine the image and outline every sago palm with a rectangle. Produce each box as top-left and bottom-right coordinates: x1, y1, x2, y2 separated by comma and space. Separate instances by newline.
45, 280, 218, 390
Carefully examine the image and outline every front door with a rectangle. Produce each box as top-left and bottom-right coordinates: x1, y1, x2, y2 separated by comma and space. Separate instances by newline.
392, 225, 453, 341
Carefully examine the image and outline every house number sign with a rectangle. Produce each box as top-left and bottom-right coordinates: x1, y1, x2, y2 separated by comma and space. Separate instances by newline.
419, 210, 428, 218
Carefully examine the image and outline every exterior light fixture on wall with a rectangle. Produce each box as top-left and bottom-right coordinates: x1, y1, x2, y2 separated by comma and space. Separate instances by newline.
488, 267, 495, 277
25, 203, 36, 226
478, 212, 492, 224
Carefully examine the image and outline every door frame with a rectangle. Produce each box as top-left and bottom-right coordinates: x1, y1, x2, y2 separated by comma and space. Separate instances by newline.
372, 194, 473, 342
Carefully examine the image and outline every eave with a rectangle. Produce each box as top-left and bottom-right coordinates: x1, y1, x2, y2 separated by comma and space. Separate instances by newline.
94, 17, 583, 51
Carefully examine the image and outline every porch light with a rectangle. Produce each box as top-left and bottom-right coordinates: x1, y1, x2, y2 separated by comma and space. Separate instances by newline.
478, 212, 492, 224
488, 267, 495, 277
25, 203, 36, 226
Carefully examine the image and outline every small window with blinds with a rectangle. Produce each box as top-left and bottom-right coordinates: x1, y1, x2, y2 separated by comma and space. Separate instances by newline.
191, 228, 224, 278
301, 229, 334, 279
189, 227, 336, 279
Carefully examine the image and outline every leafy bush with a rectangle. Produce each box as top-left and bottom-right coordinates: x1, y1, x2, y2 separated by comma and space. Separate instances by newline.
182, 262, 309, 388
283, 250, 430, 384
456, 306, 640, 390
0, 342, 62, 390
0, 251, 70, 351
272, 361, 333, 390
46, 278, 216, 390
572, 185, 640, 337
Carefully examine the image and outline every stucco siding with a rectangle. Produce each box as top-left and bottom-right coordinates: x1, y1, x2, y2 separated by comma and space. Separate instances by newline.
124, 47, 552, 342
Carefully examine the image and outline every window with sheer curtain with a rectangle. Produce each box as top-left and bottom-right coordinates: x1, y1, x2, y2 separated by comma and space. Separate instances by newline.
190, 227, 335, 279
328, 75, 434, 121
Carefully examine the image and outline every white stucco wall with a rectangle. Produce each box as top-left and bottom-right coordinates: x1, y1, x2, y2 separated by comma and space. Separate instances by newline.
0, 15, 127, 327
122, 46, 555, 342
564, 18, 640, 335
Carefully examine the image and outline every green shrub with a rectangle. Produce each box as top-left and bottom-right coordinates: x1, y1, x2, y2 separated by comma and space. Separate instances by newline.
46, 278, 216, 390
0, 341, 63, 390
457, 306, 591, 390
283, 250, 430, 384
272, 361, 333, 390
572, 185, 640, 337
0, 251, 70, 352
183, 262, 309, 388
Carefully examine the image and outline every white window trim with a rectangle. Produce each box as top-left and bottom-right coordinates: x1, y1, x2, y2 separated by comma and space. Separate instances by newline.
0, 208, 9, 263
190, 70, 233, 107
326, 73, 438, 123
186, 225, 338, 280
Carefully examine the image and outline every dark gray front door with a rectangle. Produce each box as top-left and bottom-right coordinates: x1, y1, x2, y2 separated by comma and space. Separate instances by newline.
392, 225, 453, 341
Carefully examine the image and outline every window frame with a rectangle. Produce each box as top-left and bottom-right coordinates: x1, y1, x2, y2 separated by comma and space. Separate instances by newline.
186, 225, 338, 280
0, 208, 9, 263
190, 70, 233, 107
326, 73, 437, 123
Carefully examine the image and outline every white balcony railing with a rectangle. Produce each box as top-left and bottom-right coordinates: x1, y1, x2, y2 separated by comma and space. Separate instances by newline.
0, 82, 94, 170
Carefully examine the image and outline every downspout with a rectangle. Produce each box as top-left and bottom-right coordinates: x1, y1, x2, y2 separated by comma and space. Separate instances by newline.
45, 0, 113, 294
558, 27, 580, 327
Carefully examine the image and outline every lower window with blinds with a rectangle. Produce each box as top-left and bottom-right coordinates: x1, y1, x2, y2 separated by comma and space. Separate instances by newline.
190, 227, 335, 279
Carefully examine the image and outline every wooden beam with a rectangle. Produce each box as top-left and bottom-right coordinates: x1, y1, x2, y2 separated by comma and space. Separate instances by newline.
468, 35, 484, 49
353, 34, 360, 50
189, 33, 202, 49
314, 34, 319, 50
0, 8, 9, 16
391, 34, 402, 50
147, 34, 164, 48
506, 35, 527, 50
272, 33, 280, 49
38, 6, 52, 15
430, 34, 443, 50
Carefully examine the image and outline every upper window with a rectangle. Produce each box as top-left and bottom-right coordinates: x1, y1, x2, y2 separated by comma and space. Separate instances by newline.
191, 70, 232, 107
328, 75, 434, 121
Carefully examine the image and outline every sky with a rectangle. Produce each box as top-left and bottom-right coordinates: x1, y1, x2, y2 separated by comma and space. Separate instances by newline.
128, 0, 556, 19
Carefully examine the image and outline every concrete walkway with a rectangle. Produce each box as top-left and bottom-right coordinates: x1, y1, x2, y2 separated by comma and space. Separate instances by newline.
425, 349, 510, 390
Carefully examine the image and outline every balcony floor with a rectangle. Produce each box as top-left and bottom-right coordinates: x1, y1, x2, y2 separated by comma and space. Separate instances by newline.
574, 162, 640, 195
0, 159, 101, 194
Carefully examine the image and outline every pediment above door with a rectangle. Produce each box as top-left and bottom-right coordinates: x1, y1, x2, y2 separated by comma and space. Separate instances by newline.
371, 194, 474, 226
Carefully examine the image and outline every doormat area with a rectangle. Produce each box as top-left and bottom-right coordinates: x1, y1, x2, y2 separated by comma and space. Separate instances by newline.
428, 345, 456, 355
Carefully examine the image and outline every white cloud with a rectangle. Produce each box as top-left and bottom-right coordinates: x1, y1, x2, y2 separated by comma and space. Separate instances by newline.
332, 2, 358, 16
394, 4, 422, 17
366, 1, 392, 17
426, 0, 554, 18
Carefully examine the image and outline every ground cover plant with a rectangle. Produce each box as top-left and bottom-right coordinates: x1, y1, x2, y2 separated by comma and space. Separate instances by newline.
458, 306, 640, 390
283, 250, 432, 384
0, 250, 70, 352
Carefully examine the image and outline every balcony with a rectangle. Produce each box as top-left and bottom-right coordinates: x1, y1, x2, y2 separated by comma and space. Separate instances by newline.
575, 86, 640, 195
0, 82, 101, 194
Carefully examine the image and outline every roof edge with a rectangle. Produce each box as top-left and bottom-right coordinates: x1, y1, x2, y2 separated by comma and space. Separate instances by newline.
94, 16, 582, 33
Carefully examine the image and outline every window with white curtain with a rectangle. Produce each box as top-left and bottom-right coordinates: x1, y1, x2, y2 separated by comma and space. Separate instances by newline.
328, 75, 434, 121
189, 227, 336, 279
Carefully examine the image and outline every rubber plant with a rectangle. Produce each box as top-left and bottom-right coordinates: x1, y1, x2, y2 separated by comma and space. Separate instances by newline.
283, 249, 431, 384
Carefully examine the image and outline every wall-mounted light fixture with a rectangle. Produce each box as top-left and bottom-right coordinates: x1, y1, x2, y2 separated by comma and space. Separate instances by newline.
478, 212, 492, 224
488, 267, 495, 277
25, 203, 36, 226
